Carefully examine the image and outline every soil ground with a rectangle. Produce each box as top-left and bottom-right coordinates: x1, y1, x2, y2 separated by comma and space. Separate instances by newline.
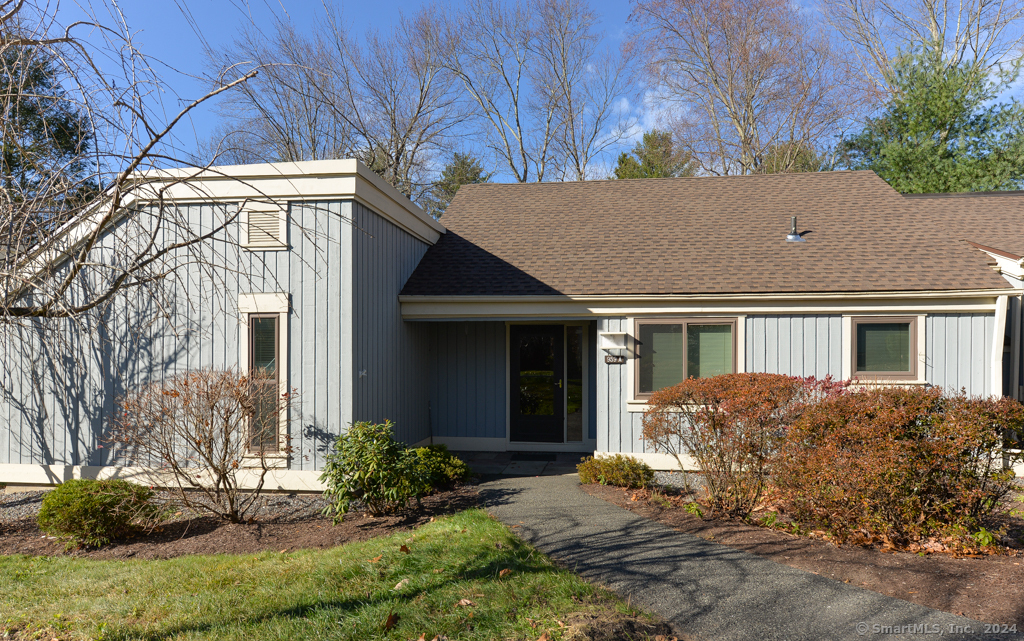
581, 482, 1024, 626
0, 486, 481, 560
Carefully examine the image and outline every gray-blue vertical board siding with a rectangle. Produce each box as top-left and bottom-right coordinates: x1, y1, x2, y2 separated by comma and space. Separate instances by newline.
0, 201, 353, 471
423, 321, 506, 440
925, 313, 995, 396
350, 202, 430, 445
745, 315, 842, 378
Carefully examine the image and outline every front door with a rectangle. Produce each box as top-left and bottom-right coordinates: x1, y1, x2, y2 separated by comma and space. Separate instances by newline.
510, 325, 565, 443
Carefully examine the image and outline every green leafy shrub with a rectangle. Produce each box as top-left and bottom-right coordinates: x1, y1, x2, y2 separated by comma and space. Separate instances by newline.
415, 444, 471, 490
577, 454, 654, 489
773, 387, 1024, 546
37, 478, 159, 549
320, 421, 426, 522
642, 373, 847, 518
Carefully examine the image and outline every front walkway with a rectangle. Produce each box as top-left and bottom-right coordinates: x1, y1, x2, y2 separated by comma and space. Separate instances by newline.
453, 451, 583, 476
479, 474, 1002, 641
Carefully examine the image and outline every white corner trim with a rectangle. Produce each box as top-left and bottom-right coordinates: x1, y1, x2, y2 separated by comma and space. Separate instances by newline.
735, 314, 747, 373
841, 315, 853, 379
992, 295, 1009, 397
238, 293, 290, 314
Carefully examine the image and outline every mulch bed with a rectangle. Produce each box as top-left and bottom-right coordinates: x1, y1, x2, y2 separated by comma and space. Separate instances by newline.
0, 485, 480, 560
581, 482, 1024, 626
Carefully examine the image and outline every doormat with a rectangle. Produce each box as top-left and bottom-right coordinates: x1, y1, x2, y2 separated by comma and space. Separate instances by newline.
510, 452, 558, 462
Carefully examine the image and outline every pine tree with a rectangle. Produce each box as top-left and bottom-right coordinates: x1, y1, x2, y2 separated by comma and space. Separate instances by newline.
612, 130, 695, 179
841, 47, 1024, 193
426, 152, 492, 218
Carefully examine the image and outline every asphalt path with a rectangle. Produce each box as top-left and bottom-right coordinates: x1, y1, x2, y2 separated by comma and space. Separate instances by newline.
480, 474, 1012, 641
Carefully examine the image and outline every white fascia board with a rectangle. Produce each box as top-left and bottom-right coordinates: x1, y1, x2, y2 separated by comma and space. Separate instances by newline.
138, 159, 445, 245
399, 290, 1015, 320
986, 253, 1024, 288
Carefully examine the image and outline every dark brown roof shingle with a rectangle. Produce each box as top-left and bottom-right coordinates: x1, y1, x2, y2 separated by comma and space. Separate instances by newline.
401, 171, 1011, 296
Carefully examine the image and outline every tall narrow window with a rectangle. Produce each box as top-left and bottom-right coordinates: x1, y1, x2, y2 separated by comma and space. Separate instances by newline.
250, 315, 279, 451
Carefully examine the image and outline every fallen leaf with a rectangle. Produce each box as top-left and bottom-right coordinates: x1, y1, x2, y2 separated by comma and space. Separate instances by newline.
538, 633, 550, 641
369, 555, 383, 563
384, 612, 399, 631
418, 635, 427, 641
406, 536, 415, 543
495, 542, 504, 549
557, 620, 565, 627
433, 568, 444, 573
400, 545, 411, 554
279, 548, 288, 554
394, 578, 409, 590
456, 598, 475, 607
512, 525, 521, 529
174, 511, 182, 516
499, 568, 511, 578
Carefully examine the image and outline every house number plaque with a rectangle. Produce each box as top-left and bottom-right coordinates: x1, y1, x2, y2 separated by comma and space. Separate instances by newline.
604, 355, 627, 365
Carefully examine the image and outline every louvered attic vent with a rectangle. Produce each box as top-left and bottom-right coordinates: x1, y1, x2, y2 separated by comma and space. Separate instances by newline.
244, 202, 286, 249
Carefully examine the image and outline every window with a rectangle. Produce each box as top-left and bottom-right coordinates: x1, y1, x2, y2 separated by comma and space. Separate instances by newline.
851, 316, 918, 381
635, 318, 736, 398
249, 314, 279, 452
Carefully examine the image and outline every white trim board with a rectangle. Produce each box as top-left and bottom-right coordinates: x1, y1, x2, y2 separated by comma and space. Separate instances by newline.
0, 464, 325, 492
401, 293, 1010, 320
596, 451, 699, 471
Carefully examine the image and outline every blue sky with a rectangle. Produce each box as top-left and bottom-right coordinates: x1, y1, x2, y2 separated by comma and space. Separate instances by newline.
117, 0, 636, 159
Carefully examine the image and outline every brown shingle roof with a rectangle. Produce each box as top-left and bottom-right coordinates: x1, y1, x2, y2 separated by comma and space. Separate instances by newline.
401, 171, 1009, 296
907, 191, 1024, 259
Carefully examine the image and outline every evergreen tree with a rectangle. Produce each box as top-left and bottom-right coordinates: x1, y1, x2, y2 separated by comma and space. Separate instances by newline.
841, 47, 1024, 193
612, 130, 695, 179
426, 152, 492, 218
1, 46, 93, 201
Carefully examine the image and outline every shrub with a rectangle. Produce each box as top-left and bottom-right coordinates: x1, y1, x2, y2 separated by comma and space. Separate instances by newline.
108, 369, 292, 523
415, 444, 471, 490
773, 387, 1024, 545
320, 421, 426, 522
577, 454, 654, 488
642, 373, 845, 518
37, 479, 159, 549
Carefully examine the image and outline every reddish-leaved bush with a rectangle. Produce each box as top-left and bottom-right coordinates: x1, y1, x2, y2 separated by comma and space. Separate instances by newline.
642, 373, 846, 518
773, 386, 1024, 545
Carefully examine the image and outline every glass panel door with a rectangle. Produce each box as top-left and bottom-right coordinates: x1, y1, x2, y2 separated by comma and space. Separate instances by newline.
510, 325, 564, 443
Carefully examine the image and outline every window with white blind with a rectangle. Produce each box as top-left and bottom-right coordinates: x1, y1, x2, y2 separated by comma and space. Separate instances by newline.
634, 318, 737, 398
851, 317, 918, 381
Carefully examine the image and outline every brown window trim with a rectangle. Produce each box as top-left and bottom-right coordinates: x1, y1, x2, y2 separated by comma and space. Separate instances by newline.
633, 317, 738, 400
249, 313, 280, 453
851, 316, 919, 381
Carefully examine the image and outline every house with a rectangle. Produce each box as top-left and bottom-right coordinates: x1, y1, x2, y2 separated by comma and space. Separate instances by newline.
1, 160, 1021, 490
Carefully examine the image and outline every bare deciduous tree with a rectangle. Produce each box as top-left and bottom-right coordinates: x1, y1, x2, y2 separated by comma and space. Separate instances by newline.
206, 9, 464, 200
109, 369, 289, 523
632, 0, 864, 175
819, 0, 1024, 93
422, 0, 635, 182
533, 0, 637, 181
0, 0, 257, 325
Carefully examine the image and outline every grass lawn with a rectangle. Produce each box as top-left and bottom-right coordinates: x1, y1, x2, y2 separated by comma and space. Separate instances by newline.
1, 509, 659, 640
